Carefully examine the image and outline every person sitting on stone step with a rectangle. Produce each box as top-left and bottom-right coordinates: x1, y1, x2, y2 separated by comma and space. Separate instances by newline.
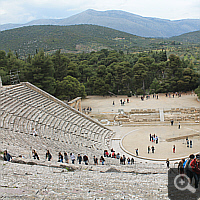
3, 150, 12, 161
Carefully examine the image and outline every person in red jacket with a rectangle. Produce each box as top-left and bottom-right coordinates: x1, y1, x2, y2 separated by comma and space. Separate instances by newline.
190, 154, 200, 188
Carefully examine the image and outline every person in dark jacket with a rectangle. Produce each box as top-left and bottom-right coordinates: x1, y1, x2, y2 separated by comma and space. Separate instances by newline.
77, 154, 82, 164
46, 150, 52, 161
190, 154, 200, 188
3, 150, 12, 161
185, 154, 195, 183
83, 154, 89, 165
58, 152, 63, 162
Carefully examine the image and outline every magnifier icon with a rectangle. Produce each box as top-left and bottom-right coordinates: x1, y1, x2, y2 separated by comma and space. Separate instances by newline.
174, 174, 196, 193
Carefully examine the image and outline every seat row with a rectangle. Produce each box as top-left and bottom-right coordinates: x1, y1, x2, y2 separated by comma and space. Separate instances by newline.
0, 82, 114, 155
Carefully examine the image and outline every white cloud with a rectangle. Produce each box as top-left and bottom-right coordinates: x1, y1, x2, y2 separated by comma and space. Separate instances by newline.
0, 0, 199, 25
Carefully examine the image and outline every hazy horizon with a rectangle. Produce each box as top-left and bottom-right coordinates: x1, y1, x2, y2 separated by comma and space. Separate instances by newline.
0, 0, 200, 25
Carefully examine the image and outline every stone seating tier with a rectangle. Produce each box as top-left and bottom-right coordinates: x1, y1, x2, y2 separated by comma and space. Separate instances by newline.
0, 82, 114, 158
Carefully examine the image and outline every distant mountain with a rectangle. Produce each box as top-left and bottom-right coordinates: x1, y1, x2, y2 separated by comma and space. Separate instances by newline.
1, 9, 200, 38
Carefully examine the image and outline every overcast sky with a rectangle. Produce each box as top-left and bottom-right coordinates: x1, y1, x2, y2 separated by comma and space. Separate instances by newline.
0, 0, 200, 25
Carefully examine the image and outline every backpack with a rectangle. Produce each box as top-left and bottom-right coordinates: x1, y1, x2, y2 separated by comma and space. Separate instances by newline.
183, 160, 187, 168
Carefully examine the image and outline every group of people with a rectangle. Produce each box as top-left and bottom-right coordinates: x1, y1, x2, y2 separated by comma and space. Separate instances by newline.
148, 146, 155, 154
119, 155, 134, 165
165, 92, 181, 98
119, 98, 129, 106
178, 154, 200, 189
104, 149, 135, 165
170, 119, 181, 129
149, 134, 159, 144
186, 137, 193, 148
82, 107, 92, 114
57, 151, 107, 165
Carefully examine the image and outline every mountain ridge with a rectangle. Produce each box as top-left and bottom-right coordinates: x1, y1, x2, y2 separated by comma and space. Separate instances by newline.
1, 9, 199, 38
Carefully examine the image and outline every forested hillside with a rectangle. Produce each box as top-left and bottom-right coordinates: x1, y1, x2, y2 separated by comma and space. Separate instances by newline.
0, 25, 161, 56
0, 49, 199, 101
1, 9, 200, 38
0, 25, 199, 68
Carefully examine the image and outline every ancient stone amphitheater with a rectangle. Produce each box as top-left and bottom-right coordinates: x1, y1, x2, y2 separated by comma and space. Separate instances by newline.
0, 82, 198, 199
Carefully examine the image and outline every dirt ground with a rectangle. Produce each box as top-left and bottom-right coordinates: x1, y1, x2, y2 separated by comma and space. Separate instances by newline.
82, 93, 200, 160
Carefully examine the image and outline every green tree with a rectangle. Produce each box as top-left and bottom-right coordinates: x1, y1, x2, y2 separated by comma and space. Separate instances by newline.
30, 50, 56, 94
51, 50, 70, 81
150, 78, 161, 94
133, 62, 148, 94
56, 75, 86, 100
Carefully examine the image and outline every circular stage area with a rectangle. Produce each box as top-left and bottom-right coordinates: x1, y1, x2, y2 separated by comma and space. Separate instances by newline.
121, 125, 200, 161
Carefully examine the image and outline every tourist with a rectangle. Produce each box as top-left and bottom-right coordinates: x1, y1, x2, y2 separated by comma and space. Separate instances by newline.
64, 152, 69, 163
178, 158, 185, 175
151, 146, 155, 153
156, 136, 158, 144
113, 101, 115, 106
127, 157, 130, 164
46, 150, 52, 161
178, 122, 181, 129
83, 154, 89, 165
3, 150, 12, 161
185, 154, 195, 183
190, 140, 193, 148
190, 154, 200, 188
135, 148, 139, 156
100, 156, 105, 165
93, 156, 98, 165
116, 153, 120, 159
171, 119, 174, 126
148, 146, 150, 154
77, 154, 82, 164
104, 150, 107, 157
149, 134, 152, 141
58, 152, 63, 162
120, 157, 123, 165
70, 153, 76, 164
123, 155, 126, 165
187, 140, 189, 148
166, 158, 170, 168
112, 151, 116, 158
131, 158, 134, 165
32, 150, 39, 160
173, 145, 175, 153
